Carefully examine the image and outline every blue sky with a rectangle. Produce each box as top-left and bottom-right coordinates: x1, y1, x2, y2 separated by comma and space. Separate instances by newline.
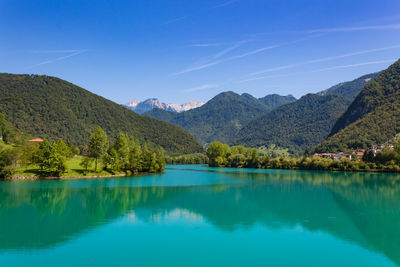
1, 0, 399, 104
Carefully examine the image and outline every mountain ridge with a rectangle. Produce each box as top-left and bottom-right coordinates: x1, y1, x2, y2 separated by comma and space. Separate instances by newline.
145, 91, 282, 144
234, 93, 351, 154
314, 59, 400, 152
0, 73, 204, 155
126, 98, 205, 114
317, 72, 380, 99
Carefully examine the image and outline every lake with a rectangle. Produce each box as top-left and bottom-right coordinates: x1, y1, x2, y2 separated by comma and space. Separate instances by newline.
0, 165, 399, 266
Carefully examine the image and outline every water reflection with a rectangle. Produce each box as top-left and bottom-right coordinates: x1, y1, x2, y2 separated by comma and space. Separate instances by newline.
0, 167, 399, 265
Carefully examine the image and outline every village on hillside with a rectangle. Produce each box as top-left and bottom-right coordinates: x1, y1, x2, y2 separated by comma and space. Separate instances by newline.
312, 136, 398, 161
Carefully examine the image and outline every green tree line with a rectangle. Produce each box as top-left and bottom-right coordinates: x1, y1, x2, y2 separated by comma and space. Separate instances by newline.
206, 142, 400, 172
165, 153, 208, 165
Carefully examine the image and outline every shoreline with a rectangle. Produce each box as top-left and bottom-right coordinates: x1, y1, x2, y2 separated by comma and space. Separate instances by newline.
4, 172, 154, 181
4, 164, 399, 181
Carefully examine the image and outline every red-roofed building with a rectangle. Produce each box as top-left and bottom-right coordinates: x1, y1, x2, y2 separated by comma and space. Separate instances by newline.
28, 138, 44, 143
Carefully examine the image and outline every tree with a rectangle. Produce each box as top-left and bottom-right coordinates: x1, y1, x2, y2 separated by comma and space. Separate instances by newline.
0, 148, 21, 178
207, 142, 230, 167
228, 154, 246, 168
88, 127, 109, 172
112, 133, 130, 171
105, 148, 121, 173
33, 139, 68, 176
80, 157, 94, 174
127, 137, 142, 173
362, 150, 375, 163
154, 147, 166, 172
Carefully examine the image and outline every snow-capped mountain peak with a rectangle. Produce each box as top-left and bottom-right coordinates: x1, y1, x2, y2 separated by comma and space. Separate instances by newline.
126, 98, 205, 114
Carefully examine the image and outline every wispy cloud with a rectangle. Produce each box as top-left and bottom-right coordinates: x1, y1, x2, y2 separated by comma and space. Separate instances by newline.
301, 23, 400, 34
172, 35, 317, 76
166, 0, 242, 25
30, 49, 86, 54
248, 45, 400, 77
240, 59, 395, 83
213, 40, 250, 59
239, 74, 291, 83
173, 60, 224, 76
248, 23, 400, 37
164, 16, 188, 25
27, 49, 88, 69
310, 59, 395, 72
186, 43, 224, 47
213, 0, 241, 8
183, 84, 218, 92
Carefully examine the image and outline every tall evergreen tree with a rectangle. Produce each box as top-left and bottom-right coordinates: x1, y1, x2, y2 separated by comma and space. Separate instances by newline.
88, 127, 109, 172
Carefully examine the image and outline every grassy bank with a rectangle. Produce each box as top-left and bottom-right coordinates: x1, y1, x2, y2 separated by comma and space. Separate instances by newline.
10, 155, 125, 180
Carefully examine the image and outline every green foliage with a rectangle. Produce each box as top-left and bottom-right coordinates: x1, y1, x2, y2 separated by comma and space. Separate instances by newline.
0, 147, 21, 178
0, 73, 203, 155
165, 153, 208, 165
318, 72, 380, 99
235, 94, 351, 155
99, 131, 165, 174
33, 139, 69, 176
363, 148, 400, 166
315, 59, 400, 152
88, 127, 109, 172
0, 113, 29, 144
258, 144, 290, 158
79, 157, 94, 174
207, 142, 231, 167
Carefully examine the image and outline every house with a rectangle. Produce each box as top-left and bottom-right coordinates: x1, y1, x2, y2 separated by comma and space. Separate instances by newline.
28, 138, 44, 143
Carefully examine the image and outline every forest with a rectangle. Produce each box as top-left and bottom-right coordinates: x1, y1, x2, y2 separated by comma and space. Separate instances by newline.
0, 115, 165, 179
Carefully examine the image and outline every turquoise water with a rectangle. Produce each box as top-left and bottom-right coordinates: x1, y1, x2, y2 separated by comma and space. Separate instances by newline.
1, 165, 400, 266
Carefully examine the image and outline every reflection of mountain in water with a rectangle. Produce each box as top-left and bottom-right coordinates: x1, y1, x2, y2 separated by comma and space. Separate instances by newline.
1, 170, 400, 265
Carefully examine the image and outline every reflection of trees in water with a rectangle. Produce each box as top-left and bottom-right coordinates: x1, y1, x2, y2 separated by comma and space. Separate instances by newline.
214, 169, 400, 266
0, 184, 171, 250
0, 170, 400, 265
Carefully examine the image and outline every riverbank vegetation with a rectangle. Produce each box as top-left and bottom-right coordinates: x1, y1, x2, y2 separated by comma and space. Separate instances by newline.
206, 142, 400, 172
0, 121, 165, 179
165, 153, 208, 165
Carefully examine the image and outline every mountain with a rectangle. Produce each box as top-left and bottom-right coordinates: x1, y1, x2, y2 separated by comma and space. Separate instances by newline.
314, 59, 400, 152
318, 72, 380, 99
145, 91, 272, 145
234, 94, 351, 154
168, 100, 206, 112
126, 98, 205, 114
258, 94, 297, 110
0, 73, 203, 155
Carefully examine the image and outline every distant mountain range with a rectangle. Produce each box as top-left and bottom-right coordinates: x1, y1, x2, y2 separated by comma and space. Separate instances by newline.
126, 98, 205, 114
234, 72, 381, 154
145, 93, 297, 145
145, 71, 382, 153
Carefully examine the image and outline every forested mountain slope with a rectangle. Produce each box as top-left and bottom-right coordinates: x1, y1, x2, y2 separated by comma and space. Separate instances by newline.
0, 73, 203, 155
318, 72, 380, 100
314, 59, 400, 152
234, 94, 351, 154
145, 91, 271, 144
258, 94, 297, 111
